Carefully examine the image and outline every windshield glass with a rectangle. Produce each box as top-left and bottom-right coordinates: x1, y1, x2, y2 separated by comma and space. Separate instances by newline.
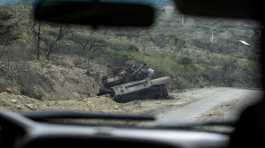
0, 0, 263, 124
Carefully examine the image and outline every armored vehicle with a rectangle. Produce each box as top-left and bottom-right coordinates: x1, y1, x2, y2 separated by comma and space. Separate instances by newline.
97, 64, 170, 103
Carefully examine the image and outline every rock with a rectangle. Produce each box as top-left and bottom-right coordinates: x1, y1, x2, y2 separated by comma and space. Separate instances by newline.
25, 104, 35, 110
11, 99, 17, 103
16, 105, 22, 110
155, 101, 161, 104
6, 88, 13, 93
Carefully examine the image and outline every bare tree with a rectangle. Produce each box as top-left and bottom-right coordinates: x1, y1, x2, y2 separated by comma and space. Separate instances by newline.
0, 7, 19, 72
72, 37, 95, 51
181, 15, 185, 25
46, 25, 64, 59
32, 22, 41, 60
36, 24, 41, 60
0, 8, 18, 45
36, 24, 41, 59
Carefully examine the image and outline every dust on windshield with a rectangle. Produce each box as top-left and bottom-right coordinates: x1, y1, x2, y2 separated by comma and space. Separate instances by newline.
0, 0, 263, 123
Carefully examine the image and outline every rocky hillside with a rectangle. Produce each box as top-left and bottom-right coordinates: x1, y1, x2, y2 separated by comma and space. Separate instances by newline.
0, 4, 262, 101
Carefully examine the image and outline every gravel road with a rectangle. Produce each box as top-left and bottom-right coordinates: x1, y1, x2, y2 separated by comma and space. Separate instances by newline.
156, 87, 263, 124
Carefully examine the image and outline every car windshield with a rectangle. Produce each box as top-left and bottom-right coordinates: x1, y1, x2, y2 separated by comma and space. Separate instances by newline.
0, 0, 263, 125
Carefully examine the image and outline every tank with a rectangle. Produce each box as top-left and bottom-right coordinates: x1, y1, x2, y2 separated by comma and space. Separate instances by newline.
97, 64, 171, 103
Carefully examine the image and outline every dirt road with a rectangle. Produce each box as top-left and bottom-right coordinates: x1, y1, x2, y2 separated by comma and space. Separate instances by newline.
0, 87, 263, 124
157, 87, 263, 124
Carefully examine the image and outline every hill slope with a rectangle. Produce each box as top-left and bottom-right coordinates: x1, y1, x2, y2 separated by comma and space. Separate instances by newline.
0, 5, 262, 101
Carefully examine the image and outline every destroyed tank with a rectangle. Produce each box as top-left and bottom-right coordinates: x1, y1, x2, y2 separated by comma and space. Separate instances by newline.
97, 65, 170, 103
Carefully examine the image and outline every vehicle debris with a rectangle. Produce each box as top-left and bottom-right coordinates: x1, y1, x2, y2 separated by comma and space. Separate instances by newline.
98, 63, 170, 103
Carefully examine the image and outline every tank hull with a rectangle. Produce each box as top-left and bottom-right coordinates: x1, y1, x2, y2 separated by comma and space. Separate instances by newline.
98, 75, 171, 103
111, 76, 170, 103
113, 84, 169, 103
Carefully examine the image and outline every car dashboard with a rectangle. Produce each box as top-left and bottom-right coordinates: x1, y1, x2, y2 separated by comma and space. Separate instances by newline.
0, 112, 229, 148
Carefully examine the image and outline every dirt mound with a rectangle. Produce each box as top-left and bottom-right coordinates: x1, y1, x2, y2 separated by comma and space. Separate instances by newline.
0, 92, 123, 112
0, 92, 43, 111
0, 91, 190, 114
0, 59, 100, 100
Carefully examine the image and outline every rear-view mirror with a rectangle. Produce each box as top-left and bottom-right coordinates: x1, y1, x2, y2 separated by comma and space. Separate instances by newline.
33, 0, 155, 27
174, 0, 261, 20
